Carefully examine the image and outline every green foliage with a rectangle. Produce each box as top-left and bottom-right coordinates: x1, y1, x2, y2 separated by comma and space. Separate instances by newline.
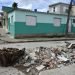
12, 2, 18, 9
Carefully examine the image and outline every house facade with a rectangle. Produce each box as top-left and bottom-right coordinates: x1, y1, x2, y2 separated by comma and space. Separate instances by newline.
2, 6, 14, 32
2, 6, 75, 38
48, 2, 75, 16
0, 12, 3, 27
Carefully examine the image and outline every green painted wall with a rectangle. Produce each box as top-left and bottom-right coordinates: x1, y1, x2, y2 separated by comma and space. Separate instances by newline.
15, 22, 66, 35
72, 25, 75, 33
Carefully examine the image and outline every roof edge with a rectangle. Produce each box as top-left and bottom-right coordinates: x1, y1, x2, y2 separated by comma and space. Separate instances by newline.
49, 2, 69, 7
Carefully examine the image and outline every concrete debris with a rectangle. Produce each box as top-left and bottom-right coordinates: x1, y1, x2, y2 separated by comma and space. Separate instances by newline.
68, 43, 75, 49
65, 41, 71, 47
44, 58, 57, 69
57, 55, 69, 62
57, 64, 64, 68
31, 60, 35, 64
51, 53, 55, 58
23, 63, 31, 67
43, 59, 50, 63
29, 53, 37, 60
0, 43, 75, 74
18, 46, 75, 71
36, 65, 45, 71
26, 68, 31, 72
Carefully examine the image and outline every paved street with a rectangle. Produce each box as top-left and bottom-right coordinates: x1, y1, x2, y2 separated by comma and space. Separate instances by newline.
0, 41, 66, 49
39, 64, 75, 75
0, 67, 25, 75
0, 40, 74, 49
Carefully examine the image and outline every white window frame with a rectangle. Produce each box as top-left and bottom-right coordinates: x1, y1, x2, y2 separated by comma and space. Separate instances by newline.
26, 16, 36, 26
53, 18, 61, 27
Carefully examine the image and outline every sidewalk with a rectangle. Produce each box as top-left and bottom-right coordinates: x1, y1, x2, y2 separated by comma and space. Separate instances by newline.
1, 36, 75, 43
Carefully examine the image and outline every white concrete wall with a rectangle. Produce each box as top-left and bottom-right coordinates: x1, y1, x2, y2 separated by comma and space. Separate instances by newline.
72, 6, 75, 16
8, 11, 16, 23
14, 10, 69, 24
49, 4, 69, 15
49, 5, 60, 14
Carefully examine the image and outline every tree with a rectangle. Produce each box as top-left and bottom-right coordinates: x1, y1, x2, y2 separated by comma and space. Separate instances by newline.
66, 0, 73, 36
12, 2, 18, 9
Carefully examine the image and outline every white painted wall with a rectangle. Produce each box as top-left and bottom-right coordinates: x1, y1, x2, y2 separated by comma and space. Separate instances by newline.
49, 4, 69, 15
14, 10, 68, 24
72, 6, 75, 16
8, 10, 75, 28
8, 11, 16, 23
49, 5, 61, 14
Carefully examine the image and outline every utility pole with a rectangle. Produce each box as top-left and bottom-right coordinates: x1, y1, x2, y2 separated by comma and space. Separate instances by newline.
66, 0, 73, 36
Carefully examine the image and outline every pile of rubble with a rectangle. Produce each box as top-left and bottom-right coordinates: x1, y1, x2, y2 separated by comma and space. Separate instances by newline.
0, 42, 75, 75
19, 43, 75, 74
24, 47, 69, 71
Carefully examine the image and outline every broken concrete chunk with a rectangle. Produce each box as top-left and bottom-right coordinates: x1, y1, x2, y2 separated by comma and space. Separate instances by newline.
31, 60, 35, 64
51, 52, 55, 58
26, 68, 31, 72
65, 41, 71, 47
68, 43, 75, 49
43, 59, 50, 63
36, 65, 45, 71
34, 47, 40, 52
57, 55, 69, 62
43, 58, 58, 69
57, 64, 64, 68
23, 63, 31, 67
25, 55, 29, 61
68, 43, 72, 49
51, 48, 61, 56
29, 52, 37, 60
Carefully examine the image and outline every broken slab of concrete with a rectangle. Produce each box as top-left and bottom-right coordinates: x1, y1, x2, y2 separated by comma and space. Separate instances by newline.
36, 65, 45, 71
68, 43, 75, 49
57, 55, 69, 62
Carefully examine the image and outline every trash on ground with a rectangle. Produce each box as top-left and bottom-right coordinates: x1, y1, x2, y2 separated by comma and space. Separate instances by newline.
0, 42, 75, 74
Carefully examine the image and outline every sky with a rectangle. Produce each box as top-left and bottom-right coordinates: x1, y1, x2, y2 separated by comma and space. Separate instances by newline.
0, 0, 71, 12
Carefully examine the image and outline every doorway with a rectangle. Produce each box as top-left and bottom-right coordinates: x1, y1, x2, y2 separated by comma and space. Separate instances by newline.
68, 20, 72, 33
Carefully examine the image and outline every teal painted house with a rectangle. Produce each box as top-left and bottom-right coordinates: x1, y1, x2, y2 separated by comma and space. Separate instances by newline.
2, 6, 75, 38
